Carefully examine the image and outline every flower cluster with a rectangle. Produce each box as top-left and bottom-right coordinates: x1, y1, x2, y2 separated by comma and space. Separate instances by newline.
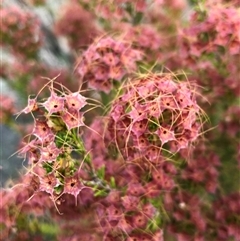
0, 175, 53, 241
0, 6, 42, 59
180, 4, 240, 63
113, 23, 162, 62
85, 73, 206, 239
212, 192, 240, 240
84, 117, 167, 239
122, 24, 161, 52
164, 190, 208, 241
178, 2, 240, 97
181, 146, 220, 193
55, 1, 99, 50
92, 0, 147, 22
18, 83, 89, 204
96, 190, 163, 240
108, 73, 204, 163
163, 189, 240, 241
76, 37, 142, 93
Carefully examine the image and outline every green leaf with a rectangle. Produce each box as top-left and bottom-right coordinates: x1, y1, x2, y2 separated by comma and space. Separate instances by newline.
96, 166, 105, 179
94, 189, 107, 197
110, 176, 116, 188
133, 12, 143, 25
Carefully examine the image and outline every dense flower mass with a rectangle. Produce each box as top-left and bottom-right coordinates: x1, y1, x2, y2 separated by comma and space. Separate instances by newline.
212, 192, 240, 241
164, 190, 208, 240
180, 3, 240, 63
182, 148, 220, 193
122, 24, 161, 52
108, 73, 205, 162
84, 118, 166, 239
76, 37, 142, 93
0, 6, 42, 58
178, 2, 240, 97
0, 179, 52, 241
55, 1, 99, 50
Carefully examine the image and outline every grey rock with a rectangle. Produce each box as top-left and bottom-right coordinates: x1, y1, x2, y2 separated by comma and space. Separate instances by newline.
0, 124, 24, 187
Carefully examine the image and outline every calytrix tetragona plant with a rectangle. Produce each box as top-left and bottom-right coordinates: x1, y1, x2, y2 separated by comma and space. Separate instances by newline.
17, 80, 109, 208
14, 72, 207, 239
107, 73, 206, 163
80, 73, 207, 240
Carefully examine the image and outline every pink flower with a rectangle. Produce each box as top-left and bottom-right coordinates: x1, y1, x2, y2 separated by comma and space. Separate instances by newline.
42, 92, 65, 115
32, 120, 54, 142
65, 92, 87, 111
63, 175, 85, 205
39, 172, 59, 195
61, 109, 85, 130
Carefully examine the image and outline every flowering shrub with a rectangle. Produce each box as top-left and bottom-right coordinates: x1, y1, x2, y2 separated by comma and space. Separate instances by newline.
178, 1, 240, 98
76, 36, 142, 93
0, 6, 42, 59
1, 0, 239, 240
